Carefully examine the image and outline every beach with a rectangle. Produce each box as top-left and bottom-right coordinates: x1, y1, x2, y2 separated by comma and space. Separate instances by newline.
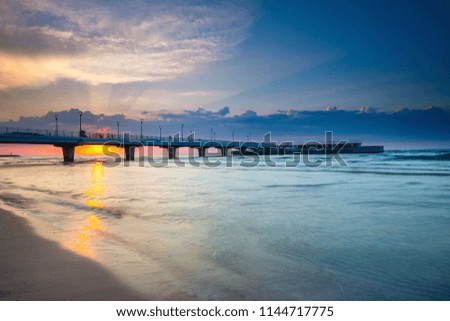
1, 151, 450, 300
0, 208, 144, 300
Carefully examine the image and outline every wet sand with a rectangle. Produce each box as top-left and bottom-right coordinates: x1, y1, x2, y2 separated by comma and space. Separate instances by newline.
0, 208, 145, 300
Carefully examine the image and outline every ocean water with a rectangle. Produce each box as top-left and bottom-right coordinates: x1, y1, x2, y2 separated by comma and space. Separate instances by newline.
1, 150, 450, 300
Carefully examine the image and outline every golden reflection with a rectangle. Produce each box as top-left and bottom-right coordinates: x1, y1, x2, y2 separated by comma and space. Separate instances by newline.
91, 160, 104, 182
65, 162, 107, 258
84, 161, 105, 207
84, 199, 104, 209
85, 184, 104, 198
69, 214, 104, 258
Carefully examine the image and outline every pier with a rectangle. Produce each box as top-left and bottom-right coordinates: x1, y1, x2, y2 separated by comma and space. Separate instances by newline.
0, 126, 383, 163
0, 127, 275, 162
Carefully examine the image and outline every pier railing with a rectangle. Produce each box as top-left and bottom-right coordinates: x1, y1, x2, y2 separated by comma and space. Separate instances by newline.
0, 126, 229, 143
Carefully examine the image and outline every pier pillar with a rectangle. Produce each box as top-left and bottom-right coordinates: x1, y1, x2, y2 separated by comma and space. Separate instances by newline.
62, 145, 75, 162
220, 148, 228, 157
125, 146, 135, 161
168, 147, 177, 159
198, 147, 206, 157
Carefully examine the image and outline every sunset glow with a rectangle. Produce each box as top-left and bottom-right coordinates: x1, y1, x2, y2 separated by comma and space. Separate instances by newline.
76, 145, 122, 155
0, 144, 123, 156
0, 144, 61, 156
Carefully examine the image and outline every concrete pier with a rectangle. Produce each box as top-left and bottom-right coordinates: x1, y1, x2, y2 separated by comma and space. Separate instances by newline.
198, 147, 206, 157
0, 126, 289, 163
168, 146, 177, 159
61, 145, 75, 162
0, 127, 384, 164
125, 146, 135, 161
219, 147, 228, 157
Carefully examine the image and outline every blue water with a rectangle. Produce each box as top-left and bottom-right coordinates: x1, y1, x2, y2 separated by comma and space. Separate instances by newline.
1, 150, 449, 300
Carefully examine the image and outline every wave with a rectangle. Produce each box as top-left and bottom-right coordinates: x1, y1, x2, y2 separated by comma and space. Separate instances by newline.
0, 186, 124, 218
0, 192, 34, 209
391, 153, 450, 161
342, 170, 450, 177
265, 183, 335, 189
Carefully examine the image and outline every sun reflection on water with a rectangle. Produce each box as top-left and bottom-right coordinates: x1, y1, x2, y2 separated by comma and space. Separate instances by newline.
84, 161, 104, 207
65, 161, 106, 258
85, 199, 103, 209
70, 214, 104, 258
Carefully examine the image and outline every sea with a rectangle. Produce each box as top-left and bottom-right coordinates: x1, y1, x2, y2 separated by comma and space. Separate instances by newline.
1, 149, 450, 300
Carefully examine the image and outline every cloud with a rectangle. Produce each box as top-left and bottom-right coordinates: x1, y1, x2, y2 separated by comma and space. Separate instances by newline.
157, 106, 230, 121
0, 53, 63, 89
0, 0, 253, 89
3, 106, 450, 146
359, 106, 377, 113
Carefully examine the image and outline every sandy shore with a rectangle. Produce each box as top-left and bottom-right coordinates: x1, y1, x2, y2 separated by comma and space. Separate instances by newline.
0, 208, 145, 300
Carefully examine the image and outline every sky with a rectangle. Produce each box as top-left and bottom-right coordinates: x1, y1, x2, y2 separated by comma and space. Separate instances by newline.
1, 0, 450, 146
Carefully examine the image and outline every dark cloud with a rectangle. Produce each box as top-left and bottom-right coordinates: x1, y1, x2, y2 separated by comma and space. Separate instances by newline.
158, 106, 230, 121
0, 1, 84, 55
2, 106, 450, 146
0, 27, 86, 55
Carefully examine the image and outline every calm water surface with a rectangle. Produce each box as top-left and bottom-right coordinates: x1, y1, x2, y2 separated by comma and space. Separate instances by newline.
1, 150, 449, 300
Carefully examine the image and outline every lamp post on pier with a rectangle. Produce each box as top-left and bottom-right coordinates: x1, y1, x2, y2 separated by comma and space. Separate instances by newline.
159, 125, 162, 141
79, 111, 82, 137
55, 114, 58, 136
181, 123, 184, 141
117, 121, 120, 138
140, 119, 143, 140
